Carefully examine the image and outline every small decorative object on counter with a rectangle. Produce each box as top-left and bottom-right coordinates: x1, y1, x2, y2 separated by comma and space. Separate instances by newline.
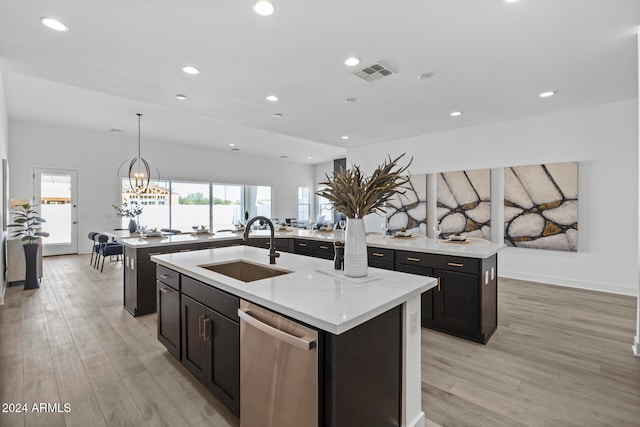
113, 202, 143, 232
317, 154, 412, 277
334, 241, 344, 270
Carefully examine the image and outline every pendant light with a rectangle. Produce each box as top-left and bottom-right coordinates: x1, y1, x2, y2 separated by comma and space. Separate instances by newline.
117, 113, 159, 194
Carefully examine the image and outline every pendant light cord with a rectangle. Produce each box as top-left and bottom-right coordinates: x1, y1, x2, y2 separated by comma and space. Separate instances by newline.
137, 113, 142, 159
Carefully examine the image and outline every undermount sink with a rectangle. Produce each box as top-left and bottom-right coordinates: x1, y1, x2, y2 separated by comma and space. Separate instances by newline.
199, 260, 292, 283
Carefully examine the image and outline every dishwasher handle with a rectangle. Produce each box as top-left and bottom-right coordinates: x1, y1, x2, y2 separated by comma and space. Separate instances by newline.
238, 308, 316, 351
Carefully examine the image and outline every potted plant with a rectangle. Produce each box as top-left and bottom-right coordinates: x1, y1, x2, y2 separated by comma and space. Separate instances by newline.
8, 203, 50, 289
113, 201, 143, 232
316, 154, 412, 277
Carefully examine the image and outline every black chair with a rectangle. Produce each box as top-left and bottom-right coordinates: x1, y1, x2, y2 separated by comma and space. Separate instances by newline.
95, 234, 124, 272
88, 232, 100, 265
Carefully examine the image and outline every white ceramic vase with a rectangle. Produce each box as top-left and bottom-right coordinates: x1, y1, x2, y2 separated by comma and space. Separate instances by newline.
344, 218, 368, 277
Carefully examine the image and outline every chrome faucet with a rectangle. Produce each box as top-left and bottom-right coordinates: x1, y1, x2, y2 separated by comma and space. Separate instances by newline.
243, 216, 280, 264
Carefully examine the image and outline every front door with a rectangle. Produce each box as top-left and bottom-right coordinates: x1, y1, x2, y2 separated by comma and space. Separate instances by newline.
34, 168, 78, 256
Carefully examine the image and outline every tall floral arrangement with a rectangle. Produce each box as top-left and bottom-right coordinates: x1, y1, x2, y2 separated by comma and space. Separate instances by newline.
316, 154, 412, 218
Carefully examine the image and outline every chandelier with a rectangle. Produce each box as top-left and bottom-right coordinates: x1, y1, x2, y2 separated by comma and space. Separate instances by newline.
117, 113, 159, 194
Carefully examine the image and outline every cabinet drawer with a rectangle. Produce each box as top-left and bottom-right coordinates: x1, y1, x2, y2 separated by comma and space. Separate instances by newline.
429, 254, 479, 274
367, 247, 395, 263
137, 246, 174, 261
181, 276, 239, 322
157, 265, 180, 290
395, 250, 431, 267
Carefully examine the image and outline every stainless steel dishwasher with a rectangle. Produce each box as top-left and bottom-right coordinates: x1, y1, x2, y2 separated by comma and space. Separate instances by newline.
238, 300, 318, 427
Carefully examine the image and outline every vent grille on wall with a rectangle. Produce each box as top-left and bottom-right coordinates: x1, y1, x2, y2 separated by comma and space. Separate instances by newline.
352, 63, 394, 82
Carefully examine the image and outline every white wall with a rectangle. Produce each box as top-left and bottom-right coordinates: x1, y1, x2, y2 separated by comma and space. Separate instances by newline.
349, 99, 639, 296
8, 120, 316, 253
0, 72, 8, 300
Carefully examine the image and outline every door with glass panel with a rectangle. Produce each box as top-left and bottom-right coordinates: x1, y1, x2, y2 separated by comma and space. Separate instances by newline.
33, 168, 78, 256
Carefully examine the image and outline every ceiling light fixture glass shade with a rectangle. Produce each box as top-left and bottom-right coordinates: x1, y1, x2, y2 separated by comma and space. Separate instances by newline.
41, 17, 68, 31
253, 1, 275, 16
117, 113, 159, 194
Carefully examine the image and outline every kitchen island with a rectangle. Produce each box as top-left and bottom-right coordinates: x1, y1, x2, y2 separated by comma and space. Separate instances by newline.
152, 246, 436, 427
122, 229, 504, 343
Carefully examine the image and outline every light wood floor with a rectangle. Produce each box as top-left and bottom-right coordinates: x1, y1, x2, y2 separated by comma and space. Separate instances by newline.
0, 255, 639, 426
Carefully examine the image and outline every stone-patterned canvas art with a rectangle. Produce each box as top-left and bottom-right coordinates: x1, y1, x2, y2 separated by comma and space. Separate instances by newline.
386, 174, 427, 234
504, 162, 578, 251
437, 169, 491, 239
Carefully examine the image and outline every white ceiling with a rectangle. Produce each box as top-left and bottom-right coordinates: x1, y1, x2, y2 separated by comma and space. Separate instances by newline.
0, 0, 638, 164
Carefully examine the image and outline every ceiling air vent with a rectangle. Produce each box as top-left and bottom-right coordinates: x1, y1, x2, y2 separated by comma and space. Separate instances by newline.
352, 63, 394, 83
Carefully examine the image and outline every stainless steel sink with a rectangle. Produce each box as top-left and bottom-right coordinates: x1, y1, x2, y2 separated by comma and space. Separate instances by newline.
199, 260, 292, 283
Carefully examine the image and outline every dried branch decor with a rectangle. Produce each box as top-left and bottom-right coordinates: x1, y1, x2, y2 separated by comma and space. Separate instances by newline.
316, 154, 412, 218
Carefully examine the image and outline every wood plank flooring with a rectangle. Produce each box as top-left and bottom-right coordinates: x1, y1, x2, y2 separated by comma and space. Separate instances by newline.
1, 254, 639, 426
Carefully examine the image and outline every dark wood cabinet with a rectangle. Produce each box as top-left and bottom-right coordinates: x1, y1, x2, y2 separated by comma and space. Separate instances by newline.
245, 237, 293, 253
125, 239, 238, 317
179, 278, 240, 417
156, 266, 180, 359
293, 238, 334, 259
393, 249, 497, 344
367, 247, 395, 270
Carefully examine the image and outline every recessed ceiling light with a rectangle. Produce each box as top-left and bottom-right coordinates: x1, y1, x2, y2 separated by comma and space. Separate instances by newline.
417, 73, 434, 80
175, 94, 187, 100
41, 17, 68, 32
266, 95, 279, 102
344, 57, 360, 67
280, 155, 288, 159
341, 136, 350, 140
253, 1, 275, 16
505, 0, 520, 3
539, 91, 556, 98
450, 111, 463, 117
110, 128, 123, 133
182, 66, 199, 75
344, 97, 357, 103
273, 113, 283, 117
307, 156, 312, 160
231, 148, 240, 152
229, 143, 235, 147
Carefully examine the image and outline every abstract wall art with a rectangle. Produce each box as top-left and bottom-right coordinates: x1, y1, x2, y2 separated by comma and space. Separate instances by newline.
504, 162, 578, 251
437, 169, 491, 239
386, 174, 427, 234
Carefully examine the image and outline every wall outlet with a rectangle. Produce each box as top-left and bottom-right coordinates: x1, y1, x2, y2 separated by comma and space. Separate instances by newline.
410, 312, 418, 335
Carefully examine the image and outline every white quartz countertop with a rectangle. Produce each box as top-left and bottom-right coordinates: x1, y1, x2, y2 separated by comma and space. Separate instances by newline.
151, 246, 436, 335
123, 228, 504, 258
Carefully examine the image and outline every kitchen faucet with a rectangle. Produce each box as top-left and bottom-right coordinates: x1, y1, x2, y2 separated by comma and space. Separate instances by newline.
243, 216, 280, 264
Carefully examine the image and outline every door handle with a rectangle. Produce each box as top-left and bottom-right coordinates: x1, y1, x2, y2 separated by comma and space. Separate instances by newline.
73, 221, 78, 224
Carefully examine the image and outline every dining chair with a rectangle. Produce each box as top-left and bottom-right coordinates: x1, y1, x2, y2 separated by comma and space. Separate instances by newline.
88, 232, 99, 265
95, 234, 124, 272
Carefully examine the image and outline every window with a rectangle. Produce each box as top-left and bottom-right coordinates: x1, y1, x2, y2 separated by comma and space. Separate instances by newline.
121, 179, 170, 230
212, 184, 243, 231
170, 181, 210, 232
298, 187, 310, 222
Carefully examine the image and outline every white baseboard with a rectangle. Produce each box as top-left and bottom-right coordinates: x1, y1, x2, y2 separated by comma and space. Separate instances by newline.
407, 411, 425, 427
499, 270, 638, 297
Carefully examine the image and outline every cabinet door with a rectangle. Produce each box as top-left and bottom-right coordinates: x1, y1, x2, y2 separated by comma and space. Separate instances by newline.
181, 296, 208, 383
157, 281, 180, 359
433, 269, 479, 336
204, 309, 240, 417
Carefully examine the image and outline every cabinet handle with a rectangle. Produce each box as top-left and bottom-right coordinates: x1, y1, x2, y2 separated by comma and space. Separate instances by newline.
447, 262, 464, 267
179, 249, 192, 252
298, 243, 307, 247
148, 252, 162, 256
319, 245, 329, 250
406, 257, 421, 262
159, 287, 171, 294
198, 315, 204, 338
372, 252, 385, 257
437, 277, 441, 292
265, 242, 270, 246
203, 317, 210, 341
159, 274, 171, 280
